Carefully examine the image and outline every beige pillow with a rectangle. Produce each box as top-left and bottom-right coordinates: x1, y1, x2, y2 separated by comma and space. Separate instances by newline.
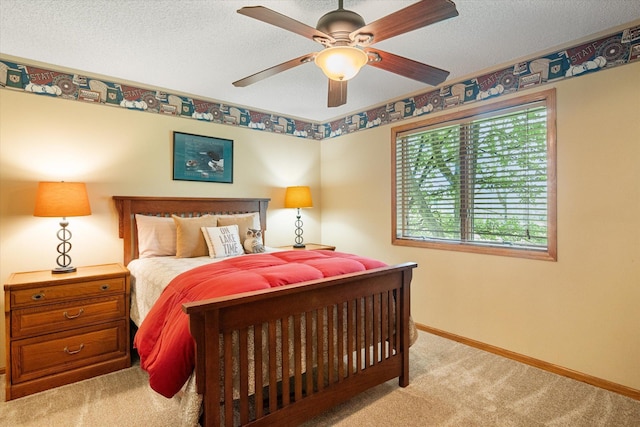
172, 214, 219, 257
202, 225, 244, 258
217, 213, 261, 244
135, 214, 176, 258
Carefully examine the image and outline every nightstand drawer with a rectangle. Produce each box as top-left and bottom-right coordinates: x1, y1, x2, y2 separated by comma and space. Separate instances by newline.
11, 320, 128, 384
9, 277, 125, 308
11, 295, 126, 338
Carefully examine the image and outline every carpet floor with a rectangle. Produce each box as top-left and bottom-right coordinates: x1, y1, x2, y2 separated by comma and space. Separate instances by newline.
1, 331, 638, 426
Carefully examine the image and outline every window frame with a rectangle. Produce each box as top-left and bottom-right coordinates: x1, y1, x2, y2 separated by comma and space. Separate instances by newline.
391, 89, 557, 261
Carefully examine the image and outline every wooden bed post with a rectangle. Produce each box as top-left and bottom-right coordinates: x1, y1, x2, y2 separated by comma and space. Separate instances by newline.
204, 311, 221, 427
399, 266, 412, 387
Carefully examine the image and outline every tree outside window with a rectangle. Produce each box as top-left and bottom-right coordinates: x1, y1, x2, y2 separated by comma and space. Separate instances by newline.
392, 89, 557, 261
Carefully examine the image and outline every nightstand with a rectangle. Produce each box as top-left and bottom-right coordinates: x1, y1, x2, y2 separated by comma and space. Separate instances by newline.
4, 263, 131, 400
279, 243, 336, 251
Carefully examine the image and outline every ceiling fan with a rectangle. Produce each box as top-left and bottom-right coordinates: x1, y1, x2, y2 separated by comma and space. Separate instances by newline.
233, 0, 459, 108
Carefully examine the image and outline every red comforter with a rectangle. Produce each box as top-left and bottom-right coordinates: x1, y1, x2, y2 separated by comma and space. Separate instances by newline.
134, 250, 387, 398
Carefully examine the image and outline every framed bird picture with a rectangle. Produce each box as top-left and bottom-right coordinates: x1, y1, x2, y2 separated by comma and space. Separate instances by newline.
172, 131, 233, 183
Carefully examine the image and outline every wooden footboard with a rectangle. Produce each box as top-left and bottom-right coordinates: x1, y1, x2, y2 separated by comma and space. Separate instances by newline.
183, 262, 416, 427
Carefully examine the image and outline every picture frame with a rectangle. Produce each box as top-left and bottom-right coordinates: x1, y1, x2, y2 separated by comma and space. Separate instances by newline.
172, 131, 233, 183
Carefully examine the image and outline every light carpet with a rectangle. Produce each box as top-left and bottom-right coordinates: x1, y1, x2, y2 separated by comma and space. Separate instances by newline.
1, 331, 638, 426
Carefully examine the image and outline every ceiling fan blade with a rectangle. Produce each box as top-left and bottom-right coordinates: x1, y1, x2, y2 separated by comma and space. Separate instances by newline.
238, 6, 335, 44
365, 48, 449, 86
352, 0, 458, 45
233, 53, 316, 87
328, 79, 347, 108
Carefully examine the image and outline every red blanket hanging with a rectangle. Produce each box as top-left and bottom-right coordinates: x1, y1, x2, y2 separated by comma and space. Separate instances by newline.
134, 250, 387, 398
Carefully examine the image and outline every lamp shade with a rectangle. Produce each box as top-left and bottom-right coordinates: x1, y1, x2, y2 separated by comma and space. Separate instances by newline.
34, 181, 92, 218
284, 186, 313, 209
314, 46, 368, 81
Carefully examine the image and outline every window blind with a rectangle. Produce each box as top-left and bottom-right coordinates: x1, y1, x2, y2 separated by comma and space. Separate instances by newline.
395, 100, 550, 252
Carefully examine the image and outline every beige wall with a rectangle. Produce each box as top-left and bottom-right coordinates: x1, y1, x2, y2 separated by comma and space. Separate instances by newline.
0, 89, 322, 368
1, 61, 638, 393
320, 61, 640, 390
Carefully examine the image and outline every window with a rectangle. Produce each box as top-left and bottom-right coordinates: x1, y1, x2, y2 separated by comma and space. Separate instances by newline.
392, 89, 556, 260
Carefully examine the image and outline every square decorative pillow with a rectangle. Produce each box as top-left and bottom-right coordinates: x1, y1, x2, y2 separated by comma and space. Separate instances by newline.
217, 213, 261, 245
172, 214, 219, 258
201, 225, 245, 258
135, 214, 176, 258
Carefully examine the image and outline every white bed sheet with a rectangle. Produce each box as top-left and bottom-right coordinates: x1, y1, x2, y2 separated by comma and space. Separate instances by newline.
128, 256, 218, 327
128, 248, 283, 327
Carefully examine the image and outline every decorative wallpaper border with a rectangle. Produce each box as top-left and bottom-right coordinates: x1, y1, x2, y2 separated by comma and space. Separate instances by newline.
1, 23, 638, 141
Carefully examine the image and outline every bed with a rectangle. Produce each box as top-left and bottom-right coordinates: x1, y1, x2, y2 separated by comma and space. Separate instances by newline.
113, 196, 417, 426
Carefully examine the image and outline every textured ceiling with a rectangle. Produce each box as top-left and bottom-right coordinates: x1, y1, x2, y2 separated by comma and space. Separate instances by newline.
1, 0, 639, 122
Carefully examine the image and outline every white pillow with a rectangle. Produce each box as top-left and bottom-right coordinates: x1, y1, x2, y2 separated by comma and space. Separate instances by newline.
135, 214, 176, 258
201, 225, 245, 258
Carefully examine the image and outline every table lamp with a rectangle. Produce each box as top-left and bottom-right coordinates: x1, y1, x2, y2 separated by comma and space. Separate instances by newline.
284, 186, 313, 248
34, 181, 92, 273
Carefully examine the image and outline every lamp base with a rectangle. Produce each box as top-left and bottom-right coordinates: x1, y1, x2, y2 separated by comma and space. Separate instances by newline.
292, 208, 306, 249
52, 266, 77, 274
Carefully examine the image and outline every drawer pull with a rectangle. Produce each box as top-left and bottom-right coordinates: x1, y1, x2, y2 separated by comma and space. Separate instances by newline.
63, 308, 84, 319
64, 344, 85, 355
100, 284, 110, 291
31, 292, 45, 301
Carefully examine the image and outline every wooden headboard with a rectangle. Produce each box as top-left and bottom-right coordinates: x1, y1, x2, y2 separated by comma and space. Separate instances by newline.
113, 196, 270, 265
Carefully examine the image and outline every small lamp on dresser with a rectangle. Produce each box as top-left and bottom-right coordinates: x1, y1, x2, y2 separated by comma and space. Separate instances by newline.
33, 181, 92, 273
284, 186, 313, 248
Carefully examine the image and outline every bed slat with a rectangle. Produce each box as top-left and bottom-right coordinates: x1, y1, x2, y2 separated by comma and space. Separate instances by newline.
239, 328, 249, 424
327, 306, 335, 385
281, 317, 290, 407
223, 331, 233, 427
305, 311, 314, 396
268, 321, 278, 413
254, 324, 263, 419
337, 302, 345, 382
294, 313, 303, 402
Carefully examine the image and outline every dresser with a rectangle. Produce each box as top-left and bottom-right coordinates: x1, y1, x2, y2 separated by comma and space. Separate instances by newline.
4, 263, 131, 400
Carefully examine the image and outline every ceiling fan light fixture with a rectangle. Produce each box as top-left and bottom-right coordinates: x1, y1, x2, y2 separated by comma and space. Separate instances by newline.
314, 46, 368, 81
